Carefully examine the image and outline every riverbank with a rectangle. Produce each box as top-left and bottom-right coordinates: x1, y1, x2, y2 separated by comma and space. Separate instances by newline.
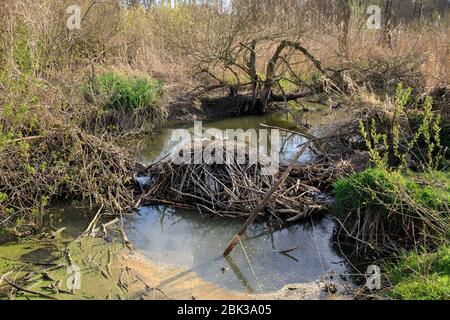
1, 102, 448, 300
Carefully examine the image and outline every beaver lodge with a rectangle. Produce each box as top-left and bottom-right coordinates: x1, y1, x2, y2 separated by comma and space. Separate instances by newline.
135, 140, 352, 223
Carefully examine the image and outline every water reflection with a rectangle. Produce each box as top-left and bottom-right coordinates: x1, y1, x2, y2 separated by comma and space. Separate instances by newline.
125, 206, 350, 293
138, 110, 350, 166
129, 109, 354, 293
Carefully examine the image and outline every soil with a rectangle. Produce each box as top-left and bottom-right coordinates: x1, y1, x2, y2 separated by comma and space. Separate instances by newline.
165, 94, 284, 123
119, 250, 350, 300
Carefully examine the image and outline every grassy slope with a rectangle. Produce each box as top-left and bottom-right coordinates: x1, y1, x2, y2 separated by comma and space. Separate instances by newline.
387, 246, 450, 300
333, 169, 449, 299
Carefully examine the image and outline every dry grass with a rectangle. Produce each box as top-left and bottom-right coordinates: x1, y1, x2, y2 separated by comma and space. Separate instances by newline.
1, 1, 448, 96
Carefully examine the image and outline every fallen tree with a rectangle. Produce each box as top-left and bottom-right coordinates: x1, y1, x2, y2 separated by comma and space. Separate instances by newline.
195, 39, 330, 114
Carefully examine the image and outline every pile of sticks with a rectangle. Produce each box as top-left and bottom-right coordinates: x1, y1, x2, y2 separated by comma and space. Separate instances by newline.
138, 141, 352, 221
0, 127, 136, 234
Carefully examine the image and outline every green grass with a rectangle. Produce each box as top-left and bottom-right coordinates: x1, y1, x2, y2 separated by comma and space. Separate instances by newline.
86, 71, 164, 112
13, 24, 37, 74
405, 171, 450, 209
333, 168, 400, 212
333, 168, 450, 215
387, 246, 450, 300
332, 168, 449, 254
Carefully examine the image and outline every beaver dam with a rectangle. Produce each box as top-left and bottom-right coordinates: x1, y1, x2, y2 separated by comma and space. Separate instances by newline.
136, 111, 353, 222
125, 111, 359, 294
138, 143, 351, 221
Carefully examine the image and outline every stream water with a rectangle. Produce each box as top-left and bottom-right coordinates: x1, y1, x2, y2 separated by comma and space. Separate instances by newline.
126, 108, 355, 293
126, 206, 349, 293
137, 107, 349, 165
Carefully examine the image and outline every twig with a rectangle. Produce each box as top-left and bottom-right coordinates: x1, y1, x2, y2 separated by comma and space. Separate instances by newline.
3, 278, 58, 300
223, 141, 312, 256
82, 205, 104, 236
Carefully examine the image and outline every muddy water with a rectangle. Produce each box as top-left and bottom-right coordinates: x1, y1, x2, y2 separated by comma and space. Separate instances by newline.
126, 206, 349, 293
127, 108, 354, 294
138, 108, 350, 165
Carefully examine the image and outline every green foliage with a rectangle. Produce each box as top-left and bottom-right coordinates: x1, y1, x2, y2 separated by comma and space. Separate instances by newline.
13, 24, 37, 74
359, 119, 389, 168
333, 168, 399, 213
86, 72, 164, 112
405, 172, 450, 209
360, 83, 444, 171
333, 168, 450, 215
387, 246, 450, 300
337, 83, 448, 257
391, 274, 449, 300
333, 168, 449, 254
278, 78, 299, 92
0, 74, 42, 153
0, 192, 7, 204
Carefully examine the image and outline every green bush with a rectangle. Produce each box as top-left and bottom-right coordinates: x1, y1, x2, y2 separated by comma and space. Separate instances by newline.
334, 168, 450, 215
359, 83, 444, 171
86, 72, 164, 112
387, 246, 450, 300
334, 168, 399, 213
332, 168, 449, 253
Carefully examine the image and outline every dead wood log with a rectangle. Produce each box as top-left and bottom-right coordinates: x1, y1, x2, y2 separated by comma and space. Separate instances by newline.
223, 141, 312, 257
200, 89, 319, 116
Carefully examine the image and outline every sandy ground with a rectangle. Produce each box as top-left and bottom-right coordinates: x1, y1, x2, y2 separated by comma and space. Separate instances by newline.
119, 250, 349, 300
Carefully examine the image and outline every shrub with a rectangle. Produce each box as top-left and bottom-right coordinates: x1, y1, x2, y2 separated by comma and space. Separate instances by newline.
359, 83, 445, 171
336, 83, 449, 255
86, 72, 164, 112
333, 168, 449, 254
